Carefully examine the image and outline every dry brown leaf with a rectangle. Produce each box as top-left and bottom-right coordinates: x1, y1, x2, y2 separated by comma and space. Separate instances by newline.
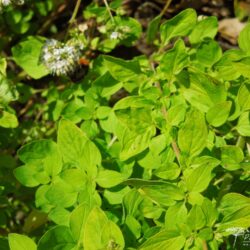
219, 18, 246, 44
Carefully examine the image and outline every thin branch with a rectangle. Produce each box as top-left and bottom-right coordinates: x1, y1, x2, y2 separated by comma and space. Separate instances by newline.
38, 3, 68, 35
103, 0, 114, 22
108, 135, 117, 148
160, 0, 173, 16
202, 240, 208, 250
171, 141, 181, 165
69, 0, 82, 24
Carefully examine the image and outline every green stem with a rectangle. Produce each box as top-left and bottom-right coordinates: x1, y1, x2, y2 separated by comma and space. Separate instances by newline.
103, 0, 114, 22
150, 62, 181, 166
69, 0, 82, 24
108, 135, 117, 148
160, 0, 173, 16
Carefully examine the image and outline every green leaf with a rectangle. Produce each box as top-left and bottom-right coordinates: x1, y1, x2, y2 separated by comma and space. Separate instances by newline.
233, 57, 250, 79
14, 164, 48, 187
147, 15, 162, 43
114, 96, 154, 110
57, 119, 101, 176
113, 16, 142, 46
238, 22, 250, 54
60, 169, 88, 192
139, 183, 184, 207
102, 55, 141, 82
17, 139, 62, 177
160, 8, 197, 45
35, 185, 53, 212
178, 109, 207, 158
237, 83, 250, 111
236, 112, 250, 136
104, 186, 131, 205
139, 230, 186, 250
92, 72, 122, 98
218, 193, 250, 231
166, 104, 186, 126
12, 36, 49, 79
189, 16, 218, 45
37, 226, 75, 250
0, 57, 7, 75
45, 178, 78, 208
201, 198, 218, 227
120, 127, 156, 161
187, 191, 205, 205
0, 237, 10, 250
220, 145, 244, 171
0, 75, 19, 105
196, 39, 222, 67
70, 203, 92, 243
214, 52, 241, 81
83, 207, 124, 250
96, 170, 125, 188
115, 107, 153, 133
61, 98, 86, 123
9, 234, 37, 250
206, 101, 232, 127
165, 202, 187, 230
0, 111, 18, 128
124, 215, 141, 240
123, 189, 144, 216
187, 205, 206, 230
48, 207, 71, 226
184, 157, 219, 192
181, 72, 227, 112
154, 163, 181, 180
158, 39, 189, 80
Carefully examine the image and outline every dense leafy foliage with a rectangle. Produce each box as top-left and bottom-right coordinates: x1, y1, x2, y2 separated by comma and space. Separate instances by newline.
0, 1, 250, 249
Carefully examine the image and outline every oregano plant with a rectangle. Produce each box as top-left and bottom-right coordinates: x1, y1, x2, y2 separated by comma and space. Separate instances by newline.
0, 1, 250, 250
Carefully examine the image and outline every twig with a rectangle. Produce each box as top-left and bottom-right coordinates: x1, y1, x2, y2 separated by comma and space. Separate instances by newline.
171, 141, 181, 165
19, 99, 34, 116
69, 0, 82, 24
38, 3, 68, 35
160, 0, 173, 16
202, 240, 208, 250
108, 135, 117, 148
103, 0, 114, 22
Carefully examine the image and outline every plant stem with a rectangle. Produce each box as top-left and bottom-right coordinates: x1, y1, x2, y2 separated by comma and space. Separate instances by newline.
38, 3, 68, 35
150, 62, 181, 165
103, 0, 114, 22
69, 0, 82, 24
171, 140, 181, 165
202, 240, 208, 250
108, 135, 117, 148
160, 0, 173, 16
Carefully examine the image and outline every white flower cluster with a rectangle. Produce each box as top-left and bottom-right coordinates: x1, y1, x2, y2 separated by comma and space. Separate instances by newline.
40, 39, 83, 76
0, 0, 24, 10
0, 0, 12, 6
109, 25, 131, 40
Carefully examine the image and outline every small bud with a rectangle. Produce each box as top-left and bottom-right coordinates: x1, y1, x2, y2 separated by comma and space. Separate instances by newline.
110, 31, 120, 40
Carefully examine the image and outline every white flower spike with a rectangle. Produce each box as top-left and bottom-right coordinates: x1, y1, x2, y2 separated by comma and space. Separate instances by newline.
40, 39, 83, 76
